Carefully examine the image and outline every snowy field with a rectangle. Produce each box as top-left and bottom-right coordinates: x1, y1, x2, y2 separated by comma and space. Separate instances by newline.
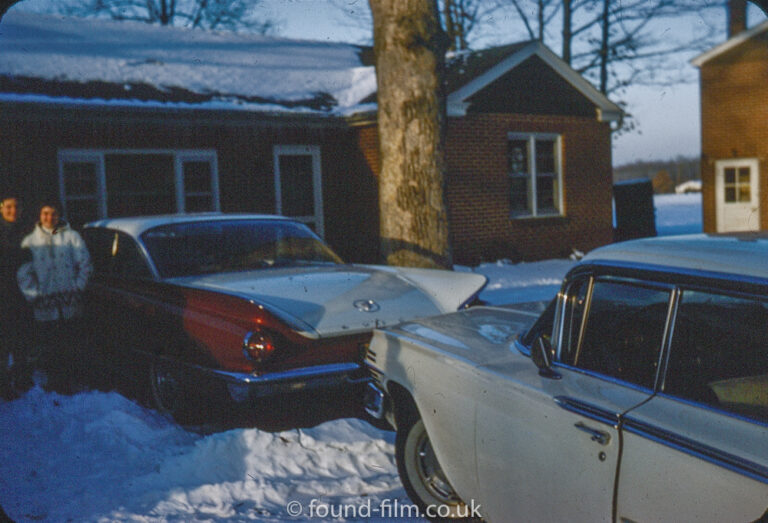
0, 193, 701, 522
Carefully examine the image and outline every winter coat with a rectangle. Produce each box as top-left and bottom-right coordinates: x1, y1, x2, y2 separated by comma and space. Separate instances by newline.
17, 223, 93, 322
0, 218, 27, 314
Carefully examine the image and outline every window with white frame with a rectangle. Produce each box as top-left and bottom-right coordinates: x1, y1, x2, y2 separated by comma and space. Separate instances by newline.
507, 133, 563, 218
58, 149, 219, 227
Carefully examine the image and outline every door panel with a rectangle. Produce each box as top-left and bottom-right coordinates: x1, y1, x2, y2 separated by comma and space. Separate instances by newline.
617, 397, 768, 522
475, 363, 649, 522
716, 159, 760, 232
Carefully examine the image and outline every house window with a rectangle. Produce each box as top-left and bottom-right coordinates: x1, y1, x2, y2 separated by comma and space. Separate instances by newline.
507, 133, 563, 218
58, 149, 219, 228
273, 145, 324, 237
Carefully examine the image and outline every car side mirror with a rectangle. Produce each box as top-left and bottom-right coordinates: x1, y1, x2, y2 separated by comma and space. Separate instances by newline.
531, 335, 561, 380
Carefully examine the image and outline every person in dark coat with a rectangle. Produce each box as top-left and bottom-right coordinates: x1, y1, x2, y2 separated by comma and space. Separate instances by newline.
0, 195, 32, 399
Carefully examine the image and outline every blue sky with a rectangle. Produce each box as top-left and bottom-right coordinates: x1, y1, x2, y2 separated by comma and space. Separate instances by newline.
11, 0, 768, 166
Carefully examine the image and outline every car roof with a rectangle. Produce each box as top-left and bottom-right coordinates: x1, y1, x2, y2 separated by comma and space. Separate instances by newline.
581, 233, 768, 281
83, 213, 291, 238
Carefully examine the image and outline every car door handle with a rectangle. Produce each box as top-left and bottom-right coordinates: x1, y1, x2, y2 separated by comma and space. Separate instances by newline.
574, 422, 611, 446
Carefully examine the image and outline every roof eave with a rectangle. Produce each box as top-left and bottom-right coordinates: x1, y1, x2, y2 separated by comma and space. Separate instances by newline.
446, 40, 623, 120
691, 20, 768, 67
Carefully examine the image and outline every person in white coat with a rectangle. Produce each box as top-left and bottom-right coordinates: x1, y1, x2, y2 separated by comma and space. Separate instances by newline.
17, 201, 92, 392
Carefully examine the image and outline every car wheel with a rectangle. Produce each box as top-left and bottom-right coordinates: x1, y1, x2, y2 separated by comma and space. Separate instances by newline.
396, 417, 470, 520
148, 359, 203, 424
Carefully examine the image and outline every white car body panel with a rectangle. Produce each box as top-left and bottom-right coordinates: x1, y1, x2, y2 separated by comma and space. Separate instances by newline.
172, 265, 486, 338
616, 395, 768, 522
368, 307, 542, 508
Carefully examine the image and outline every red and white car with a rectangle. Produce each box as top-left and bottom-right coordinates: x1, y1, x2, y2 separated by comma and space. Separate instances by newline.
81, 214, 486, 423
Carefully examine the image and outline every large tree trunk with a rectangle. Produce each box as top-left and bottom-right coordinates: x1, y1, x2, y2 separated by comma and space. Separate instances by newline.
369, 0, 452, 268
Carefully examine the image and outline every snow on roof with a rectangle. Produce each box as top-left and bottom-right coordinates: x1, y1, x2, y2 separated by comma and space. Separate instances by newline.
0, 11, 377, 114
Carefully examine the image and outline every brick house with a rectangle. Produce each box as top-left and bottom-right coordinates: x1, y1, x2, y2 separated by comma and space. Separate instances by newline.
1, 11, 620, 265
692, 1, 768, 233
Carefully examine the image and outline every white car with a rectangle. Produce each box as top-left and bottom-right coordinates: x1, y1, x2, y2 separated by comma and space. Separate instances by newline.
365, 234, 768, 521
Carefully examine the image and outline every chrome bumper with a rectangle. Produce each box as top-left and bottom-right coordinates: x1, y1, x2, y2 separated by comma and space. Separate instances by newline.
363, 381, 387, 419
202, 362, 366, 402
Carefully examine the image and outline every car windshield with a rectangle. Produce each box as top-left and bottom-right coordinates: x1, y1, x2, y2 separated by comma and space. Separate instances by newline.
141, 219, 343, 278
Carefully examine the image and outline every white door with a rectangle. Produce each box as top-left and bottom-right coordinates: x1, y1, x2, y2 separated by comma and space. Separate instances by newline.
273, 145, 324, 237
716, 159, 760, 232
475, 277, 670, 521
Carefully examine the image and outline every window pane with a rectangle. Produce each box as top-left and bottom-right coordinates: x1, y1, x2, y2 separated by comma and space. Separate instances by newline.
738, 167, 750, 184
738, 186, 751, 202
509, 175, 531, 216
725, 168, 736, 184
142, 219, 341, 278
278, 155, 314, 217
63, 162, 98, 196
82, 229, 116, 276
105, 154, 175, 217
559, 279, 590, 362
113, 232, 152, 279
507, 139, 529, 174
725, 187, 736, 203
183, 161, 212, 194
665, 291, 768, 422
566, 281, 670, 389
536, 174, 557, 214
535, 139, 556, 174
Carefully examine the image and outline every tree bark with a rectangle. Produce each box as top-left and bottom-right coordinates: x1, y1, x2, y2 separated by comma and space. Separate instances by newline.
369, 0, 452, 268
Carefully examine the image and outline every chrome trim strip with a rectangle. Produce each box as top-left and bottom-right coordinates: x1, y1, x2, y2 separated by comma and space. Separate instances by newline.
622, 417, 768, 485
554, 396, 620, 427
553, 362, 656, 395
197, 362, 362, 386
654, 286, 680, 391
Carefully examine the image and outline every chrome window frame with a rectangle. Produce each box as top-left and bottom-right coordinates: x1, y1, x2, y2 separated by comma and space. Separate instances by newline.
551, 271, 677, 393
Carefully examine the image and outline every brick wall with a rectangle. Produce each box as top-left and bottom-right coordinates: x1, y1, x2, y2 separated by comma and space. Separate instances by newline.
353, 114, 614, 265
700, 30, 768, 232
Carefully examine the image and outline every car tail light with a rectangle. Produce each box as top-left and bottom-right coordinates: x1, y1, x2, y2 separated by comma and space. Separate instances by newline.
242, 330, 277, 364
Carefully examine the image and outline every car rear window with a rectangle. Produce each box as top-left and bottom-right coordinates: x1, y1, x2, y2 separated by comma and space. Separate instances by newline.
141, 219, 342, 278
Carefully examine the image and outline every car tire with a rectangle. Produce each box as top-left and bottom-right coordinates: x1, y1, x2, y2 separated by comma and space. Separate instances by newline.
395, 417, 472, 520
148, 359, 207, 425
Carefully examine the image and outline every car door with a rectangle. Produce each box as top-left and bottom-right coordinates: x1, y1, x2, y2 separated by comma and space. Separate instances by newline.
475, 275, 673, 522
616, 287, 768, 522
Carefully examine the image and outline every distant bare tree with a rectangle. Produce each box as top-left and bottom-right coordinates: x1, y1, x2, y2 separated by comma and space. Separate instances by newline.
442, 0, 495, 50
5, 0, 276, 32
500, 0, 560, 42
332, 0, 491, 50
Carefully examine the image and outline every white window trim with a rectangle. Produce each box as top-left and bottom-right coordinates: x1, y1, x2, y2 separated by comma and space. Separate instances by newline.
273, 145, 324, 237
58, 149, 220, 221
507, 132, 564, 218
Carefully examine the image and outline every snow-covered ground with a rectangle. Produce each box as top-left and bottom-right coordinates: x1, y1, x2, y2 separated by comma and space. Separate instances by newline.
654, 193, 702, 237
0, 193, 702, 522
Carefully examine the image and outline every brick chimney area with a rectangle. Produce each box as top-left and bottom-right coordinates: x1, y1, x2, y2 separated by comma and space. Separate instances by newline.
728, 0, 747, 37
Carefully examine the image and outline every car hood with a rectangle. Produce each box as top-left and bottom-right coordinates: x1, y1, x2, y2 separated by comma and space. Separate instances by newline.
382, 306, 542, 367
169, 264, 486, 338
